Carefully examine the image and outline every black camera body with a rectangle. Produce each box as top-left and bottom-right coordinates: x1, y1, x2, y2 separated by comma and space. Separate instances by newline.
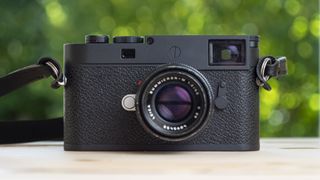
64, 35, 260, 151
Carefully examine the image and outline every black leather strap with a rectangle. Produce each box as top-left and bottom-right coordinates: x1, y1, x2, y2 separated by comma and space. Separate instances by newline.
0, 64, 52, 97
0, 57, 64, 144
0, 118, 63, 144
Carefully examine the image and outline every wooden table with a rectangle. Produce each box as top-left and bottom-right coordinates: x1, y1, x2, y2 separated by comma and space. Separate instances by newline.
0, 138, 319, 179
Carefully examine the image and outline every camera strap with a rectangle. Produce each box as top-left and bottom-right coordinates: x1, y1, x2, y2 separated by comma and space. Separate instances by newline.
0, 57, 66, 144
0, 56, 287, 144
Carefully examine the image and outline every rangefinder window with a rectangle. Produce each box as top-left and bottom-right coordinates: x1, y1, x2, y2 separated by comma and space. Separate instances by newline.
209, 40, 245, 65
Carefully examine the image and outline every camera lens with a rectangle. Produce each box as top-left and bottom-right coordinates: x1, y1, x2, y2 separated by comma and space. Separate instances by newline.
136, 64, 214, 141
155, 84, 193, 122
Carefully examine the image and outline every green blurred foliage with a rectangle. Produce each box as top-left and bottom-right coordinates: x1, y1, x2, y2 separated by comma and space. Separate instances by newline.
0, 0, 318, 137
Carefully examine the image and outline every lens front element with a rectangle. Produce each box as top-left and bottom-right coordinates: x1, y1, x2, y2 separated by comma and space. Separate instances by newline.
155, 84, 193, 122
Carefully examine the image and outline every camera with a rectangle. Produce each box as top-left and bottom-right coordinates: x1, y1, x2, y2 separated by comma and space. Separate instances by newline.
64, 35, 261, 151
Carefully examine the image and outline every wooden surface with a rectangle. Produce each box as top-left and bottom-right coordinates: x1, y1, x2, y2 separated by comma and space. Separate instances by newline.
0, 138, 319, 179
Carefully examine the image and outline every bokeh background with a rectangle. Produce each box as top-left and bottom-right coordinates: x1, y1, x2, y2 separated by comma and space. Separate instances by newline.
0, 0, 319, 137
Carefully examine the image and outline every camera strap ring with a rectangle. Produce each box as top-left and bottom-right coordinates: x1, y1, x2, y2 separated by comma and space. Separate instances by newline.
38, 57, 67, 89
260, 57, 271, 82
256, 56, 287, 91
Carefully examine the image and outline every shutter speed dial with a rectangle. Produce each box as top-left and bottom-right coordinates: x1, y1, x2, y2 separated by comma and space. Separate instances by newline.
85, 35, 109, 44
113, 36, 144, 43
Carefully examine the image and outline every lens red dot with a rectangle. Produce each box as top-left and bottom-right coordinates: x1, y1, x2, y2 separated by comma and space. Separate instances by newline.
136, 80, 143, 86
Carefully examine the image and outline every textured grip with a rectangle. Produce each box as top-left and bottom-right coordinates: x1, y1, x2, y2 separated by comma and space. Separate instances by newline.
64, 64, 259, 151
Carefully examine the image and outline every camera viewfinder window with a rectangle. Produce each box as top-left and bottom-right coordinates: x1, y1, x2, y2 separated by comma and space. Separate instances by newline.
209, 40, 245, 65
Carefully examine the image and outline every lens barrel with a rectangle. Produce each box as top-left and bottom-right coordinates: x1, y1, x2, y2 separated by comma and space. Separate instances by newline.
136, 64, 214, 141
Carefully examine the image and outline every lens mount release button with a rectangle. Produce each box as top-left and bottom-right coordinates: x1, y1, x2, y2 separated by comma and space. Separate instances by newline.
122, 94, 136, 111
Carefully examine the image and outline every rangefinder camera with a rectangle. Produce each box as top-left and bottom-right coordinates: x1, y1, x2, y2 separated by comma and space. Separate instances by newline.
64, 35, 262, 151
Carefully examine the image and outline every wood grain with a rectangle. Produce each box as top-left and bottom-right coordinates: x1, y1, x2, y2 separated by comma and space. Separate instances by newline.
0, 138, 319, 179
